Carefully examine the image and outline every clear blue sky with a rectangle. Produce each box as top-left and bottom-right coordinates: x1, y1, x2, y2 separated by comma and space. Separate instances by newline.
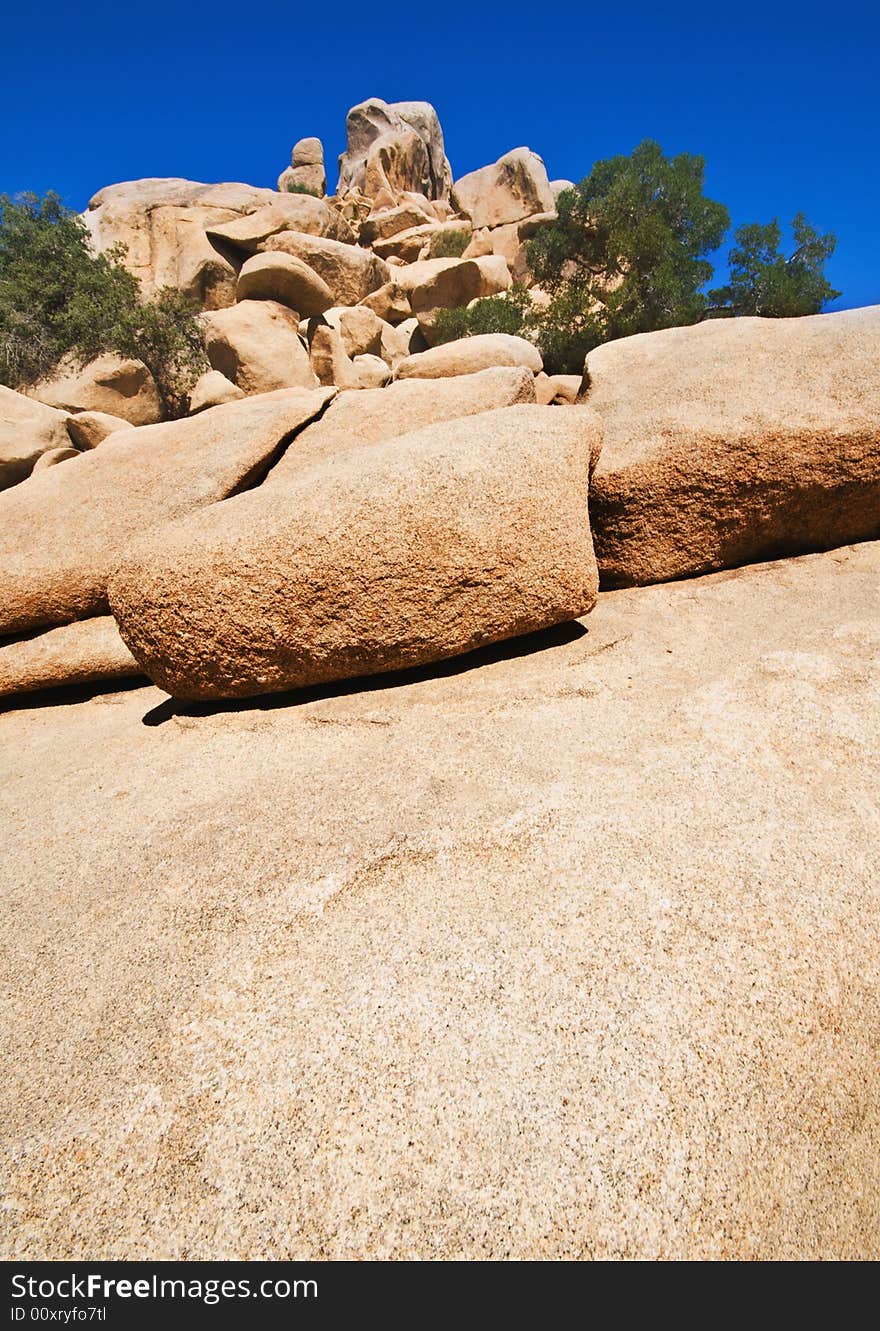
3, 0, 877, 308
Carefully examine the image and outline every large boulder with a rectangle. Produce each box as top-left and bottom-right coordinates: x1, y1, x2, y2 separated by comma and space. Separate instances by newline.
205, 195, 353, 254
201, 300, 318, 394
109, 405, 599, 700
0, 617, 140, 698
359, 201, 435, 245
395, 333, 542, 380
31, 447, 81, 473
235, 252, 335, 316
26, 354, 163, 426
277, 137, 327, 197
83, 179, 279, 309
337, 99, 453, 201
66, 411, 131, 450
259, 231, 390, 306
0, 388, 70, 490
266, 365, 537, 480
187, 371, 245, 415
586, 307, 880, 587
0, 388, 334, 636
408, 256, 512, 317
452, 149, 555, 230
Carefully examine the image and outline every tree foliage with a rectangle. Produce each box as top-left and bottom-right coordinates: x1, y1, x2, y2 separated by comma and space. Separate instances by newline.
707, 214, 840, 317
0, 191, 206, 417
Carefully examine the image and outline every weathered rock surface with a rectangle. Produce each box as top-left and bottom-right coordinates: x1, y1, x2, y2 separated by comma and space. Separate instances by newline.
395, 333, 542, 380
586, 307, 880, 586
359, 202, 434, 245
452, 148, 555, 229
535, 373, 583, 405
65, 411, 131, 450
28, 355, 163, 426
0, 388, 70, 490
201, 301, 317, 394
0, 388, 334, 636
109, 405, 598, 699
31, 447, 81, 472
3, 542, 879, 1258
259, 231, 390, 306
408, 256, 512, 317
267, 365, 537, 480
277, 137, 326, 197
337, 99, 452, 201
187, 371, 245, 415
236, 252, 335, 316
205, 195, 352, 253
0, 617, 140, 698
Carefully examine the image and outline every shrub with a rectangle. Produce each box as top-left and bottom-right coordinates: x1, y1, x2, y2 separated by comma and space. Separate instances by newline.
429, 228, 470, 259
284, 181, 320, 197
433, 285, 532, 344
707, 214, 840, 317
0, 191, 207, 416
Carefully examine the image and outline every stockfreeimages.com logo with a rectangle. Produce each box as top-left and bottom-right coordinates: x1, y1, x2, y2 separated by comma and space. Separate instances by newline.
11, 1272, 317, 1309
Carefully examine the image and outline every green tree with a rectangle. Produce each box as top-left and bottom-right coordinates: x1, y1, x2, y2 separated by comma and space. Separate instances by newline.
0, 191, 206, 417
707, 213, 840, 317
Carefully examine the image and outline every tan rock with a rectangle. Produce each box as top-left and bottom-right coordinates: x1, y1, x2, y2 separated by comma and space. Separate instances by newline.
201, 301, 317, 394
277, 137, 326, 197
352, 354, 391, 389
259, 231, 390, 305
359, 202, 434, 245
409, 256, 512, 317
452, 148, 555, 229
0, 617, 140, 698
109, 404, 598, 700
395, 333, 543, 380
535, 373, 583, 406
187, 371, 246, 415
586, 307, 880, 587
550, 178, 575, 199
65, 411, 131, 450
358, 282, 413, 325
0, 387, 70, 490
337, 99, 453, 201
31, 447, 81, 472
235, 252, 335, 316
378, 317, 423, 367
0, 388, 334, 636
308, 324, 360, 389
205, 196, 353, 253
267, 365, 537, 479
27, 354, 162, 426
325, 306, 385, 358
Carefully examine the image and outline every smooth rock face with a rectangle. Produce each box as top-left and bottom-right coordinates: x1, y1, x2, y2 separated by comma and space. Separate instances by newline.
0, 617, 140, 697
0, 388, 334, 636
277, 137, 326, 197
586, 307, 880, 586
27, 355, 163, 426
0, 387, 70, 490
337, 98, 452, 201
395, 333, 543, 379
259, 231, 390, 305
3, 542, 879, 1259
235, 252, 335, 316
109, 405, 599, 700
65, 411, 130, 450
187, 371, 245, 415
31, 447, 80, 472
268, 365, 537, 479
452, 148, 555, 229
408, 256, 511, 316
201, 301, 318, 394
205, 196, 351, 252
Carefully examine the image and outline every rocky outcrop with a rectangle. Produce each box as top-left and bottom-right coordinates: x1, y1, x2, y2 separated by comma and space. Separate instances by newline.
586, 306, 880, 586
336, 99, 453, 201
259, 231, 390, 306
201, 301, 317, 394
110, 404, 598, 699
27, 354, 163, 426
277, 137, 326, 197
236, 252, 335, 316
452, 149, 555, 229
0, 388, 334, 636
187, 371, 245, 414
395, 333, 543, 380
65, 411, 131, 450
31, 447, 80, 472
0, 616, 140, 698
205, 195, 353, 253
0, 388, 70, 490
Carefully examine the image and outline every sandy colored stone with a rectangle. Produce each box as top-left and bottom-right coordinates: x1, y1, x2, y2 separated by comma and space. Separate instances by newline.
260, 231, 390, 306
359, 202, 434, 245
266, 365, 537, 481
28, 354, 162, 426
395, 333, 542, 380
235, 252, 335, 316
65, 411, 130, 450
586, 307, 880, 587
535, 373, 583, 405
0, 617, 140, 698
206, 196, 351, 253
351, 354, 391, 389
109, 405, 598, 700
327, 306, 385, 358
358, 281, 413, 325
277, 137, 326, 197
409, 256, 512, 315
31, 447, 81, 472
0, 387, 70, 490
452, 148, 555, 229
337, 99, 452, 201
2, 542, 880, 1258
201, 300, 317, 394
308, 324, 360, 389
0, 388, 334, 636
187, 371, 245, 415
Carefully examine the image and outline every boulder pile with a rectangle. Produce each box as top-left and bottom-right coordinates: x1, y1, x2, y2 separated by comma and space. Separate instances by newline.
1, 97, 878, 702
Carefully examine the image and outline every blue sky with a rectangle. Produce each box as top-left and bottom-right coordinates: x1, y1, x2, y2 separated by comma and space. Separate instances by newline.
3, 0, 877, 308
